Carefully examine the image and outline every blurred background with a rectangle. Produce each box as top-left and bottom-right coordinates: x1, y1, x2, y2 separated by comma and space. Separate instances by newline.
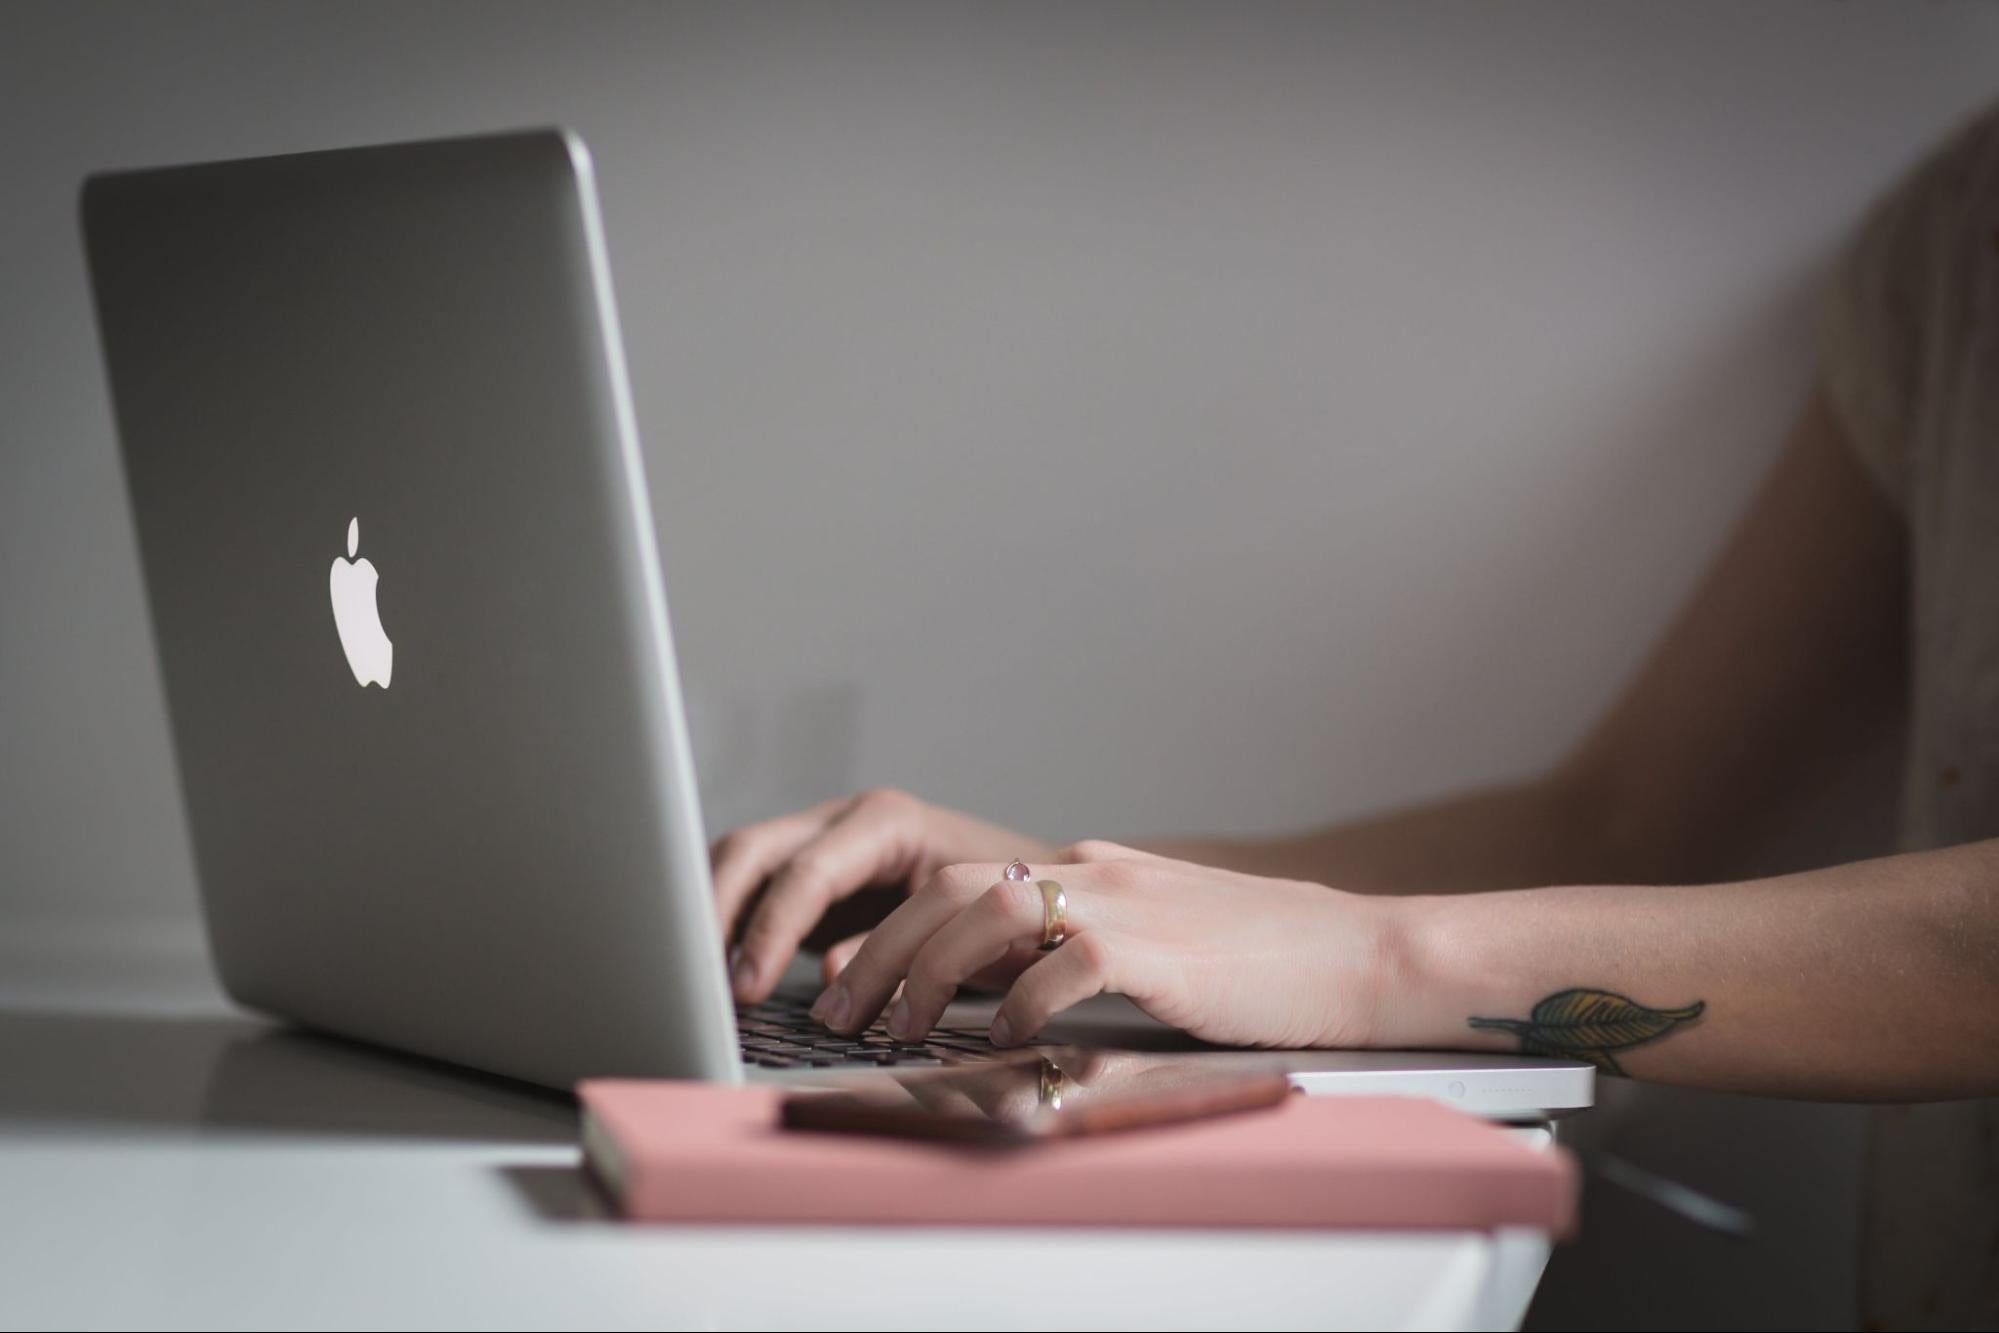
3, 2, 1994, 1326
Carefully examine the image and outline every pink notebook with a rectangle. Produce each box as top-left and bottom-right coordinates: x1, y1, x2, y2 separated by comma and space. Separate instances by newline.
578, 1080, 1577, 1233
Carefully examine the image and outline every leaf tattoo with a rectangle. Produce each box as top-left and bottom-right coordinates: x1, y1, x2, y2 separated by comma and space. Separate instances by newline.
1468, 988, 1705, 1076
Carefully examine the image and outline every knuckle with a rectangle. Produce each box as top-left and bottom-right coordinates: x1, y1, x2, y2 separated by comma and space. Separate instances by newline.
748, 898, 810, 946
926, 863, 986, 902
1092, 858, 1138, 890
856, 786, 913, 818
777, 854, 831, 900
1063, 838, 1124, 862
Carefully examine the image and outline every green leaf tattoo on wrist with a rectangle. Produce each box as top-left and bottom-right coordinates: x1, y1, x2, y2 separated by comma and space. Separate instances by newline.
1469, 988, 1705, 1076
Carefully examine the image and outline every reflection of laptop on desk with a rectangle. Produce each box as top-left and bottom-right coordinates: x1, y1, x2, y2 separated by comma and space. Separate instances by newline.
82, 130, 1591, 1120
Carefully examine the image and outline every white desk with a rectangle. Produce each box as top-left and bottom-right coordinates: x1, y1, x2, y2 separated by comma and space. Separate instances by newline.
0, 945, 1554, 1331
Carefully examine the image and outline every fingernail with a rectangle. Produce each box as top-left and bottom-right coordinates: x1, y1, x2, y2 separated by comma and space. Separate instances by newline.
818, 983, 852, 1030
990, 1014, 1015, 1047
730, 950, 756, 996
886, 998, 913, 1041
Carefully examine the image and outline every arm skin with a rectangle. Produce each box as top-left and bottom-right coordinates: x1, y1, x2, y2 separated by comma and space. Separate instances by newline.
1374, 839, 1999, 1101
820, 836, 1999, 1102
1145, 388, 1910, 894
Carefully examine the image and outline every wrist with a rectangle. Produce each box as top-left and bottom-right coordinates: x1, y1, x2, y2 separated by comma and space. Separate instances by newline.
1310, 889, 1432, 1049
1362, 892, 1507, 1050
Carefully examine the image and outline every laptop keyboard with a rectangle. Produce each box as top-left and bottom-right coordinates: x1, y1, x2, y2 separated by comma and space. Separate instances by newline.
735, 991, 1001, 1069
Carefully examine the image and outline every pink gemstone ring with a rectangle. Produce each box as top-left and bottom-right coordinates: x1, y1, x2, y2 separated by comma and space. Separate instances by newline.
1002, 858, 1032, 882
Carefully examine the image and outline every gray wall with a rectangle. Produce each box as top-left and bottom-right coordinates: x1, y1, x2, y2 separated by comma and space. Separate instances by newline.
3, 3, 1994, 1326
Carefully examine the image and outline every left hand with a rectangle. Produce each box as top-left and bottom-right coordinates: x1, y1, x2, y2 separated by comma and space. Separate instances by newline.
808, 842, 1392, 1050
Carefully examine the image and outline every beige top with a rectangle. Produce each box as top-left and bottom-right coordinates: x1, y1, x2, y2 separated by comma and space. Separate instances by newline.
1820, 101, 1999, 1330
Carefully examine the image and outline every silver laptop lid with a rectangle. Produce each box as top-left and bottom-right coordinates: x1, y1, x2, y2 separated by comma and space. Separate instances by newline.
83, 130, 740, 1088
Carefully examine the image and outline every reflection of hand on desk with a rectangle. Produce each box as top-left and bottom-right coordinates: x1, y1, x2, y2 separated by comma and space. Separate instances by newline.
0, 951, 1566, 1331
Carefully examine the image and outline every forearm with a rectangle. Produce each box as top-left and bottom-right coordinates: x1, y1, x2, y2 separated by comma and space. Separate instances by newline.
1364, 839, 1999, 1101
1142, 770, 1627, 895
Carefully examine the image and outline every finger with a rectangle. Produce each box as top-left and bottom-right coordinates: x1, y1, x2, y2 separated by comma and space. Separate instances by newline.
896, 1072, 986, 1118
821, 932, 869, 984
815, 863, 1003, 1032
960, 1058, 1052, 1121
889, 878, 1056, 1041
733, 790, 926, 1002
900, 1068, 998, 1119
965, 944, 1041, 994
990, 933, 1118, 1047
709, 799, 841, 943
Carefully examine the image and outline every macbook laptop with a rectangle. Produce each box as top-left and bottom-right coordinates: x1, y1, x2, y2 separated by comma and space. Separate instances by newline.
81, 129, 1591, 1120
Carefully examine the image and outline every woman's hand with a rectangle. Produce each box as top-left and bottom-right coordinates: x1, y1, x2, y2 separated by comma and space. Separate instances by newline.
711, 788, 1057, 1002
809, 842, 1392, 1050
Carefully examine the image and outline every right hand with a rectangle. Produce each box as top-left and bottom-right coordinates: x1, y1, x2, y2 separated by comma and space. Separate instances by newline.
711, 788, 1056, 1003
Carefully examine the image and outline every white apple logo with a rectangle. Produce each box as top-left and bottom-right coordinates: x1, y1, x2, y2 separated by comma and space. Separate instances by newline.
329, 516, 394, 688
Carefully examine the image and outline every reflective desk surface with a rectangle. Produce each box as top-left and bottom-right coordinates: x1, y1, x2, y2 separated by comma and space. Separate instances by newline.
0, 937, 1555, 1331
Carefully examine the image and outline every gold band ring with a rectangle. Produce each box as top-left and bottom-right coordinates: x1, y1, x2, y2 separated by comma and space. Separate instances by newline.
1036, 879, 1068, 951
1037, 1058, 1066, 1110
